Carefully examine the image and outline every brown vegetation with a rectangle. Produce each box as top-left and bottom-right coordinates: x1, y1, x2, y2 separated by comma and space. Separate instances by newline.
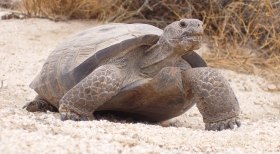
21, 0, 107, 20
20, 0, 280, 81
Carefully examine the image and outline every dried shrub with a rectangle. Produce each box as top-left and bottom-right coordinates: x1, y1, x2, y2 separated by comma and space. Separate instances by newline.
21, 0, 111, 20
20, 0, 280, 81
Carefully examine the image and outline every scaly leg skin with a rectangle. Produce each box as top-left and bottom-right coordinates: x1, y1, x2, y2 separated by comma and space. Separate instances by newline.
23, 95, 58, 112
59, 65, 124, 121
182, 67, 241, 131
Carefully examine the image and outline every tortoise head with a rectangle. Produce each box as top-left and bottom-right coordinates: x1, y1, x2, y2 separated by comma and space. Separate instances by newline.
159, 19, 203, 54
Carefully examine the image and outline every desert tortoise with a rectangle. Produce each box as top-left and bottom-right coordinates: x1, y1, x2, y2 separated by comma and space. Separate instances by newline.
24, 19, 240, 131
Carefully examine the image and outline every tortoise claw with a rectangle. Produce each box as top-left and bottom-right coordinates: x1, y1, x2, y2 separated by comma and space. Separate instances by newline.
218, 123, 225, 131
229, 121, 234, 129
236, 118, 242, 127
60, 113, 67, 121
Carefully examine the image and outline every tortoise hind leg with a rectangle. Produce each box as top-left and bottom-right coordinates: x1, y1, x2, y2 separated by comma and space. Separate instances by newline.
59, 64, 124, 121
23, 95, 58, 112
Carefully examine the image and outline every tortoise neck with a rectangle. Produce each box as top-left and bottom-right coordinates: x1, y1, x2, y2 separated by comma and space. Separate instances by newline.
153, 41, 175, 57
148, 38, 188, 58
141, 41, 175, 68
140, 40, 181, 77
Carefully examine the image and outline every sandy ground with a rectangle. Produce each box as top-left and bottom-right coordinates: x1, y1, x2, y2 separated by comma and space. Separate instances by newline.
0, 10, 280, 153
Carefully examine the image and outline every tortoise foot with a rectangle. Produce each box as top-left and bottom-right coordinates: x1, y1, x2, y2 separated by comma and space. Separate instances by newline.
205, 117, 241, 131
59, 104, 94, 121
23, 96, 58, 112
60, 111, 93, 121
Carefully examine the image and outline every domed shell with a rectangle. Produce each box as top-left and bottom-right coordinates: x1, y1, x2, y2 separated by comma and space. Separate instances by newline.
30, 23, 163, 102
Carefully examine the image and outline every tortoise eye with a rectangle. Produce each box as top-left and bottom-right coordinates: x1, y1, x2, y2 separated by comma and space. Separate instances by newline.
179, 21, 187, 28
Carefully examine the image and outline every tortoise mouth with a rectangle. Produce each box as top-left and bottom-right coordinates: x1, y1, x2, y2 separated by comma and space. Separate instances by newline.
171, 31, 202, 42
181, 34, 202, 51
182, 31, 203, 37
184, 35, 202, 42
171, 34, 202, 42
181, 30, 203, 42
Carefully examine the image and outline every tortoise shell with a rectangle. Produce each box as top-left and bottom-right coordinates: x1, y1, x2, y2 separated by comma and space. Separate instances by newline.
30, 23, 163, 102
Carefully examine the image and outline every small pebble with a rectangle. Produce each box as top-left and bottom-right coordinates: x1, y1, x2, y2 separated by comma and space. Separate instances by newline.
267, 84, 277, 91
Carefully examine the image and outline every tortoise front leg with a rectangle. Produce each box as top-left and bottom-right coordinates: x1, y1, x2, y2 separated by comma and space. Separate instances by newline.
59, 65, 124, 121
182, 67, 241, 131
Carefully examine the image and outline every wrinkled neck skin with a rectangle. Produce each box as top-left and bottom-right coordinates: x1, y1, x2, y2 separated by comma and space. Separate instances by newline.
140, 38, 188, 77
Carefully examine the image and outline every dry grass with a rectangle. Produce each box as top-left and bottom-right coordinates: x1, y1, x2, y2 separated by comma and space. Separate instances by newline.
204, 47, 280, 82
20, 0, 280, 82
21, 0, 111, 20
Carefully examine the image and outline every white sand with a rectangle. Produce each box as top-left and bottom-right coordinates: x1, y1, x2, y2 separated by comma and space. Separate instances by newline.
0, 13, 280, 153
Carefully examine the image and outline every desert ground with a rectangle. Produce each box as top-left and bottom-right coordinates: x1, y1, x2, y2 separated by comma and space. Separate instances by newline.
0, 9, 280, 153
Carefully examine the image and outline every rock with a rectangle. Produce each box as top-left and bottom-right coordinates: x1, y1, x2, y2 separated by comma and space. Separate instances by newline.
267, 83, 277, 91
0, 11, 26, 20
0, 0, 20, 9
